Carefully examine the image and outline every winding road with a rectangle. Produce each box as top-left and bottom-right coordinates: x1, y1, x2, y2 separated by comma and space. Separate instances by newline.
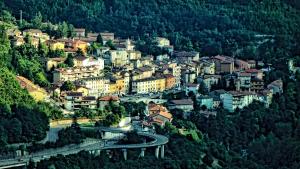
0, 130, 168, 169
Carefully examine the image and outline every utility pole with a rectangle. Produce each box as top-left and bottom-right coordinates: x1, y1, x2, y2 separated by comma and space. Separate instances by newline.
20, 10, 23, 25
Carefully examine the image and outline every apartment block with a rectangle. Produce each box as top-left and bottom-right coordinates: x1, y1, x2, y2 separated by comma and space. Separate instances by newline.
132, 76, 166, 94
53, 66, 102, 83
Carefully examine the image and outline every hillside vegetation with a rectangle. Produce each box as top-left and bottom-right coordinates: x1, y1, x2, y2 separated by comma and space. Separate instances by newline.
3, 0, 300, 63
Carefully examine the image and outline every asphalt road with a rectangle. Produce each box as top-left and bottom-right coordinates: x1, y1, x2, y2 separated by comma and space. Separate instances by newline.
0, 130, 168, 168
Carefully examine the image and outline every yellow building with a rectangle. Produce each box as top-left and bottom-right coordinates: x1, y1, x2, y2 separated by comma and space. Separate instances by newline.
75, 86, 89, 96
73, 40, 88, 54
132, 76, 166, 94
31, 37, 40, 48
131, 66, 153, 81
7, 28, 22, 37
46, 40, 65, 50
23, 29, 50, 43
23, 29, 43, 37
156, 37, 170, 47
109, 78, 126, 95
57, 39, 88, 54
109, 82, 117, 95
46, 57, 67, 71
156, 77, 166, 92
128, 51, 142, 60
11, 37, 25, 46
16, 76, 48, 101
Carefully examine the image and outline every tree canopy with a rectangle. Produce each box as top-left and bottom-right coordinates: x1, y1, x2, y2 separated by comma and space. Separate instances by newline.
3, 0, 300, 62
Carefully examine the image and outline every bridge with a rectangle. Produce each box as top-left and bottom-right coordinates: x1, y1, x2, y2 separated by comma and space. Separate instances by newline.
0, 131, 168, 169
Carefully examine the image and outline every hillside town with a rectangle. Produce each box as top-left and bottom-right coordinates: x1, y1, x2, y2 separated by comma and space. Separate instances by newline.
2, 1, 300, 168
8, 27, 284, 128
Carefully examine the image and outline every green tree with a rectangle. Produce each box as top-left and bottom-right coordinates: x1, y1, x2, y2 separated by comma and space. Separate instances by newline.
31, 12, 43, 29
96, 34, 103, 45
76, 48, 84, 56
106, 40, 116, 50
61, 81, 75, 91
0, 25, 11, 67
65, 53, 74, 67
198, 81, 208, 94
0, 10, 16, 23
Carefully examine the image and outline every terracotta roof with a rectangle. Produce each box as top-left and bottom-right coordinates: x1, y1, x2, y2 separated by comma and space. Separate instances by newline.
54, 65, 100, 73
98, 95, 119, 101
158, 111, 172, 120
23, 29, 42, 34
137, 66, 153, 72
173, 51, 199, 58
228, 91, 256, 97
213, 55, 234, 63
148, 103, 168, 112
74, 28, 85, 32
151, 118, 164, 125
246, 69, 263, 73
100, 32, 114, 36
74, 37, 97, 43
82, 96, 96, 101
115, 44, 126, 49
47, 57, 66, 62
87, 33, 99, 37
73, 40, 87, 44
247, 60, 256, 64
74, 55, 88, 61
210, 89, 227, 95
170, 99, 193, 105
268, 79, 283, 88
66, 92, 83, 97
199, 110, 217, 117
46, 39, 60, 44
235, 59, 249, 66
134, 76, 165, 83
260, 89, 272, 96
64, 48, 77, 52
186, 83, 199, 87
203, 74, 222, 79
238, 72, 251, 77
164, 74, 175, 79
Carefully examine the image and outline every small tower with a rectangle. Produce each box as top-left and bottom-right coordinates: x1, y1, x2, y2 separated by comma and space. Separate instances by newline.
144, 103, 149, 116
288, 59, 295, 73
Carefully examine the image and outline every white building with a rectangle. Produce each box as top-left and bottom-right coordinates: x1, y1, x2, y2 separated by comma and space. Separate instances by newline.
199, 59, 215, 75
198, 75, 221, 91
156, 37, 170, 47
77, 76, 110, 97
156, 54, 170, 61
53, 66, 102, 83
74, 56, 104, 70
185, 83, 199, 95
237, 72, 252, 90
267, 79, 283, 94
168, 63, 181, 87
168, 99, 194, 112
222, 91, 258, 112
105, 50, 129, 67
64, 92, 97, 111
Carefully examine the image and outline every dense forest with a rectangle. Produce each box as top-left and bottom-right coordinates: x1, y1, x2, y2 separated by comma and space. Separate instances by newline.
0, 12, 63, 152
0, 68, 49, 151
2, 0, 300, 63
